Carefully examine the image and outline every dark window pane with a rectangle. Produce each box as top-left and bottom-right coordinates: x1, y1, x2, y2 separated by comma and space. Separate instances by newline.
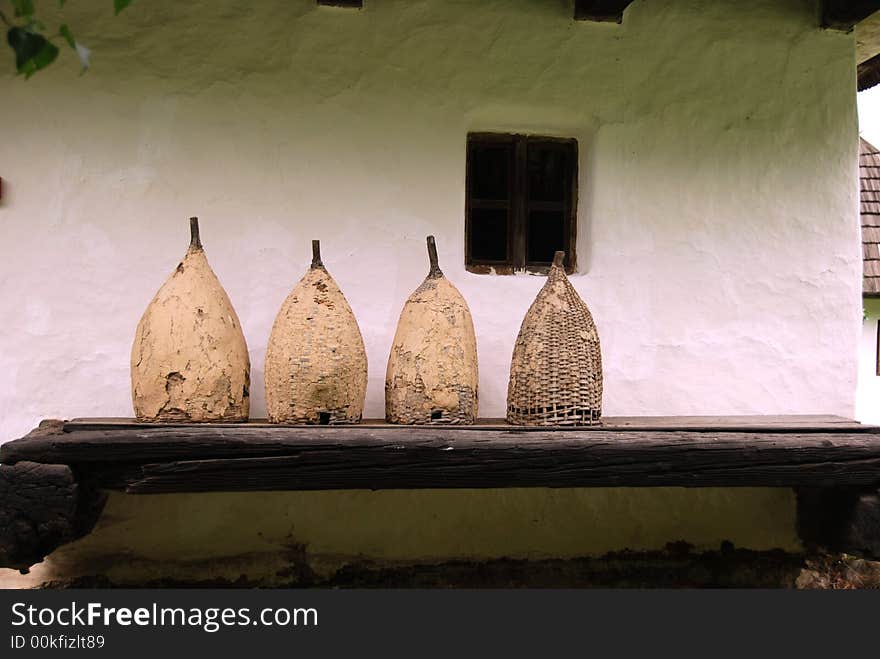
469, 208, 509, 261
469, 144, 511, 201
527, 210, 565, 263
527, 144, 570, 202
466, 133, 577, 272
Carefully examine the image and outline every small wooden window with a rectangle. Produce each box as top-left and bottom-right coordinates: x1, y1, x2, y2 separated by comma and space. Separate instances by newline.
317, 0, 362, 7
465, 133, 577, 274
876, 320, 880, 377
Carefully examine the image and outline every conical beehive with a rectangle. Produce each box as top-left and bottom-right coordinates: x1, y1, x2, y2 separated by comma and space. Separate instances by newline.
131, 217, 250, 422
507, 251, 602, 426
265, 240, 368, 424
385, 236, 478, 424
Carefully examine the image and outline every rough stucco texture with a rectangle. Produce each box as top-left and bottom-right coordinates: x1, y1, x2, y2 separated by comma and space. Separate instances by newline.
0, 0, 861, 439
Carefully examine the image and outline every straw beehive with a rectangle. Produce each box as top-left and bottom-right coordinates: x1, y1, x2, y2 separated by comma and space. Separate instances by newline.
385, 236, 478, 424
131, 217, 250, 422
264, 241, 368, 424
506, 251, 602, 426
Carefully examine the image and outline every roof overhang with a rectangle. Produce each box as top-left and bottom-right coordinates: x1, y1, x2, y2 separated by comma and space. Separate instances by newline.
858, 10, 880, 89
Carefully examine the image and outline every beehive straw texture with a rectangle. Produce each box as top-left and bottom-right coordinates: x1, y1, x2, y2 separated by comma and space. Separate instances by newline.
507, 251, 602, 426
385, 236, 478, 424
131, 218, 250, 422
264, 240, 368, 425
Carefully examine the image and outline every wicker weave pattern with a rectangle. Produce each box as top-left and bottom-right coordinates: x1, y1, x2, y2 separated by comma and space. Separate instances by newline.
506, 252, 602, 426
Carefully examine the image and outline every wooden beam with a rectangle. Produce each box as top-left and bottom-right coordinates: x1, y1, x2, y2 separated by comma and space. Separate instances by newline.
821, 0, 880, 31
574, 0, 634, 23
859, 51, 880, 91
3, 418, 880, 493
3, 418, 880, 567
62, 413, 869, 432
0, 460, 106, 571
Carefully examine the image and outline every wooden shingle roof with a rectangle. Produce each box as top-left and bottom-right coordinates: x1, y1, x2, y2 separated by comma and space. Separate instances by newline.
862, 137, 880, 296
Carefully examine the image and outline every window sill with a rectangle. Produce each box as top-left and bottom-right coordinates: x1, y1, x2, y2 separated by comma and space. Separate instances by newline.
466, 263, 576, 276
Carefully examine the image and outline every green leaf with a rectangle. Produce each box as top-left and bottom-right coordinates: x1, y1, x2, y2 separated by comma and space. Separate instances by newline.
59, 0, 67, 6
59, 24, 75, 49
114, 0, 134, 15
10, 0, 35, 18
20, 40, 58, 77
7, 27, 59, 77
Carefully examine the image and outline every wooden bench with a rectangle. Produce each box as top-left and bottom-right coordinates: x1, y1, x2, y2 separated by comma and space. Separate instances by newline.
2, 415, 879, 571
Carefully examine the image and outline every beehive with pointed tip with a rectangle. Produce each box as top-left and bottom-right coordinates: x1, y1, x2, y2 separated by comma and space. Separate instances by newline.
265, 241, 367, 425
131, 217, 250, 422
385, 236, 478, 424
507, 251, 602, 426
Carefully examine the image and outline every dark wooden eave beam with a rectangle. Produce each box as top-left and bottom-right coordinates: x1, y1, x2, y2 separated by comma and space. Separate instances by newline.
0, 460, 106, 572
859, 51, 880, 90
574, 0, 635, 23
821, 0, 880, 31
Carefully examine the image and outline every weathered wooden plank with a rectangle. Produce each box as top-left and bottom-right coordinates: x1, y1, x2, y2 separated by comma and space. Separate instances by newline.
4, 418, 880, 493
859, 51, 880, 91
121, 445, 880, 493
581, 415, 867, 430
62, 414, 871, 432
4, 422, 880, 465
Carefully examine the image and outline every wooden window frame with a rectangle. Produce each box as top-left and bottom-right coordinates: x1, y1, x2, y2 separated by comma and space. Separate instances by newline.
876, 318, 880, 377
317, 0, 362, 7
465, 132, 578, 275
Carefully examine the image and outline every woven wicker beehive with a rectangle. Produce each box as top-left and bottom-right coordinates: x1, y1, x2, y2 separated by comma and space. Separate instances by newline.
385, 236, 478, 424
131, 217, 250, 422
264, 241, 368, 425
506, 251, 602, 426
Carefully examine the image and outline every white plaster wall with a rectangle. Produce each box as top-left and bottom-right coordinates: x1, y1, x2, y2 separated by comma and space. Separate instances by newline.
0, 0, 862, 441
